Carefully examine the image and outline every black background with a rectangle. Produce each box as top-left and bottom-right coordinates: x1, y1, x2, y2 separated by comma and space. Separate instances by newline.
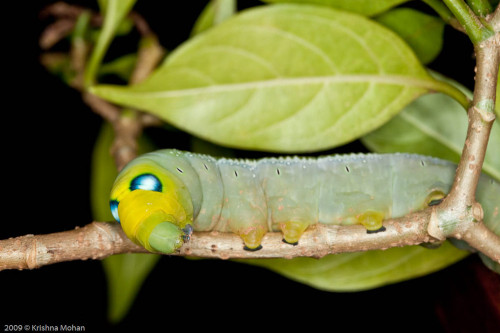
1, 1, 498, 332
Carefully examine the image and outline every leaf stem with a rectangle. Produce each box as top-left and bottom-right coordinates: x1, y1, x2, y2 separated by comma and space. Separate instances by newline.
83, 0, 136, 88
422, 0, 465, 32
428, 75, 471, 109
466, 0, 493, 17
442, 0, 493, 43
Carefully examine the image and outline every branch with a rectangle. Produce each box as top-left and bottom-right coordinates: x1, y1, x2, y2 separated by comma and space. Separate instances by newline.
1, 208, 498, 271
0, 210, 439, 271
431, 12, 500, 256
443, 38, 498, 207
462, 222, 500, 262
109, 35, 165, 171
0, 222, 146, 271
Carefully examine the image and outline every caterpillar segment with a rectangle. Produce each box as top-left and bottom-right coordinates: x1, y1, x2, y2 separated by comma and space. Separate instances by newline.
110, 149, 496, 255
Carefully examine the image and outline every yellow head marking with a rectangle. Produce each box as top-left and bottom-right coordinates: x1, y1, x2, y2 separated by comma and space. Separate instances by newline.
110, 163, 193, 252
118, 189, 188, 251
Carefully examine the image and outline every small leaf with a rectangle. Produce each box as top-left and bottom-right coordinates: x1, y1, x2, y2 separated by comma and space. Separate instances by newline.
374, 8, 445, 64
102, 253, 159, 323
84, 0, 137, 87
260, 0, 410, 16
362, 74, 500, 182
90, 122, 159, 323
191, 0, 237, 36
90, 122, 118, 222
99, 54, 138, 82
241, 241, 468, 291
91, 4, 448, 153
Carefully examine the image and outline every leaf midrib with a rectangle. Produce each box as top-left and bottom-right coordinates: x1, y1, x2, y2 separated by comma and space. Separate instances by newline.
95, 74, 439, 98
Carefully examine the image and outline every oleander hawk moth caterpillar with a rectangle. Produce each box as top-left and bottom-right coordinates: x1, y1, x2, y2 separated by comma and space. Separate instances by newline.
109, 149, 500, 254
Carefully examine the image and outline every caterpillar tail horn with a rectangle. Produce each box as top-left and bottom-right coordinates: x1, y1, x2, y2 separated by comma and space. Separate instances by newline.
118, 189, 191, 254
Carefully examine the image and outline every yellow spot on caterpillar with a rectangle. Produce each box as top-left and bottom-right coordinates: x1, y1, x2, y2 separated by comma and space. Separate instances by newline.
425, 190, 446, 207
358, 211, 385, 231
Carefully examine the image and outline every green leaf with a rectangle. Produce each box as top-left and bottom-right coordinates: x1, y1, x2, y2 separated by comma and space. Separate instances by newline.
362, 75, 500, 182
241, 241, 468, 291
374, 8, 445, 64
91, 4, 452, 153
260, 0, 410, 16
99, 54, 138, 82
90, 122, 118, 222
84, 0, 137, 87
190, 137, 235, 157
191, 0, 237, 36
90, 122, 159, 323
102, 253, 159, 323
477, 171, 500, 274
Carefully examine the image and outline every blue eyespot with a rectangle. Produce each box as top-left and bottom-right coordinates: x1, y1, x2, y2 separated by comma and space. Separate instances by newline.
110, 199, 120, 223
130, 173, 162, 192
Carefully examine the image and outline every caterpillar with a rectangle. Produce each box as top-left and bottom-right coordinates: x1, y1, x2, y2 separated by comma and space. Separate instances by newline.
109, 149, 500, 254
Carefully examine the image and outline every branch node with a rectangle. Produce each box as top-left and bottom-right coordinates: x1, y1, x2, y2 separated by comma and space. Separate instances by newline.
471, 202, 484, 221
428, 208, 447, 240
473, 104, 497, 122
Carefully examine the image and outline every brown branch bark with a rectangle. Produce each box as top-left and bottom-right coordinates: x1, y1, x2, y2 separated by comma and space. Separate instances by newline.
0, 210, 440, 271
462, 222, 500, 263
431, 29, 499, 246
2, 206, 499, 271
0, 222, 146, 271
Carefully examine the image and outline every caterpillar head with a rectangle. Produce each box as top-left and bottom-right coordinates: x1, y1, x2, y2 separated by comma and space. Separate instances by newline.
110, 162, 194, 254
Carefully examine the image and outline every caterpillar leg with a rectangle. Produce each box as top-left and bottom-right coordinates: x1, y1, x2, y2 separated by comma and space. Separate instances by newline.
279, 221, 309, 245
358, 210, 386, 233
240, 226, 267, 251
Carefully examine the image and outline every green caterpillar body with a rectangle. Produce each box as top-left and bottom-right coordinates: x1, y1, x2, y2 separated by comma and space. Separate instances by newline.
110, 149, 500, 254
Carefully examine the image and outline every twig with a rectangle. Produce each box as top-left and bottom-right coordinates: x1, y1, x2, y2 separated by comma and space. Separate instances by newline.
462, 222, 500, 262
1, 207, 498, 271
39, 2, 165, 170
430, 14, 499, 256
0, 210, 438, 271
0, 222, 146, 271
39, 19, 75, 50
109, 35, 165, 170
